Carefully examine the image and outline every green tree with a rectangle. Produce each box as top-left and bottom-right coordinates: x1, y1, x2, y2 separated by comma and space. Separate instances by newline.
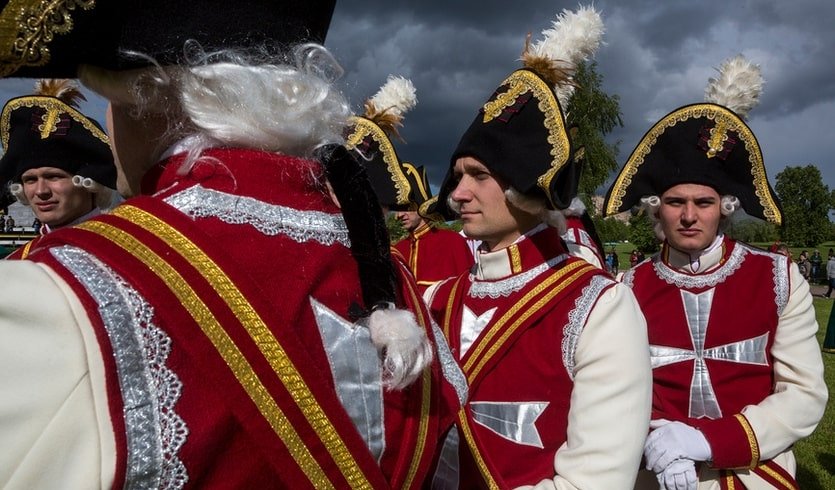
628, 212, 660, 254
386, 214, 407, 244
592, 215, 630, 243
774, 165, 832, 247
565, 61, 623, 197
725, 216, 778, 243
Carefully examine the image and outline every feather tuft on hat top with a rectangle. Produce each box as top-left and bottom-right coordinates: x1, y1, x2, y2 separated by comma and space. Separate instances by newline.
704, 55, 763, 119
363, 75, 417, 141
522, 5, 605, 108
33, 79, 87, 109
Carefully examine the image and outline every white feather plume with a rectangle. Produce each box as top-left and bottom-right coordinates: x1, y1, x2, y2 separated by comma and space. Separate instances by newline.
704, 55, 763, 119
530, 5, 604, 107
369, 75, 417, 118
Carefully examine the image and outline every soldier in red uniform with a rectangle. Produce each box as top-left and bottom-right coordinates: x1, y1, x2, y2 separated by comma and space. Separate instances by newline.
392, 163, 473, 292
1, 79, 118, 259
0, 2, 462, 488
423, 7, 652, 489
345, 76, 474, 292
603, 56, 827, 489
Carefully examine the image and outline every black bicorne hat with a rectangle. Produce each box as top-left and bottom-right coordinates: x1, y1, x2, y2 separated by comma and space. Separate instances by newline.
0, 79, 115, 188
401, 163, 431, 207
603, 56, 782, 225
345, 75, 417, 210
0, 0, 336, 78
432, 6, 603, 220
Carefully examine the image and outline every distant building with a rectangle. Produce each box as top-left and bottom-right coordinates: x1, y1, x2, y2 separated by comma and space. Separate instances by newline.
7, 202, 35, 231
591, 195, 631, 223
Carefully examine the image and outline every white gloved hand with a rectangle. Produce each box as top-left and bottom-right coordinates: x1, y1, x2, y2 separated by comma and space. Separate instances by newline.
644, 419, 712, 473
655, 458, 698, 490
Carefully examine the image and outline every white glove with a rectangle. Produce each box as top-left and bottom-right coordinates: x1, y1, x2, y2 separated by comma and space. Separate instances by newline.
644, 419, 712, 473
655, 458, 698, 490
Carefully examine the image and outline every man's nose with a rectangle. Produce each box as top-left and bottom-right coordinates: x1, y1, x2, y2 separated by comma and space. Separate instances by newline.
681, 203, 697, 224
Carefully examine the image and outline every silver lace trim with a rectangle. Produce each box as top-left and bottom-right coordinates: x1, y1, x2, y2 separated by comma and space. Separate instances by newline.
653, 244, 746, 289
621, 266, 637, 287
468, 254, 569, 299
433, 321, 469, 406
164, 185, 351, 247
744, 245, 790, 315
52, 246, 188, 490
562, 228, 594, 249
562, 275, 612, 379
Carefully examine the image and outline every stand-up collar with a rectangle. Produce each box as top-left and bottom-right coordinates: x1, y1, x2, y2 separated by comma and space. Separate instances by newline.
475, 225, 565, 280
662, 234, 726, 273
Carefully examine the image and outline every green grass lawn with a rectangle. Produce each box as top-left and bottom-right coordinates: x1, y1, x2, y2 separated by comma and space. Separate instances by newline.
795, 297, 835, 488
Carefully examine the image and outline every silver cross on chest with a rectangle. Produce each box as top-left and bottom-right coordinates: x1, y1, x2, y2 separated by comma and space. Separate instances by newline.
649, 288, 769, 419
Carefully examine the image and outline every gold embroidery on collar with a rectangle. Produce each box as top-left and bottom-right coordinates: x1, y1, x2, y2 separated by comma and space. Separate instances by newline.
479, 70, 570, 208
1, 96, 109, 148
508, 244, 522, 274
345, 116, 410, 205
734, 413, 760, 469
0, 0, 96, 77
605, 103, 781, 225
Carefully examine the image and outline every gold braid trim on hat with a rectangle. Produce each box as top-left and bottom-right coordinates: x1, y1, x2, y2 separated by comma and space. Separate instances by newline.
345, 116, 410, 206
401, 162, 430, 203
0, 0, 96, 77
417, 195, 444, 223
1, 95, 109, 149
482, 69, 570, 208
605, 103, 781, 225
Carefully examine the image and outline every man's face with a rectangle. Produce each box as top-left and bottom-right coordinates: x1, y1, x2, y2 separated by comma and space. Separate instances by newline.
450, 156, 533, 251
21, 167, 92, 227
395, 210, 423, 232
658, 183, 722, 255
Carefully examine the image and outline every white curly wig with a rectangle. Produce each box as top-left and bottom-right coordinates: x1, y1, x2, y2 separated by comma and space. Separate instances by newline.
640, 194, 741, 241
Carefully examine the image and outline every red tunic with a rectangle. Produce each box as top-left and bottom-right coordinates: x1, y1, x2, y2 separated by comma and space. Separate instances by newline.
428, 227, 612, 488
394, 223, 474, 292
623, 238, 788, 470
24, 149, 454, 489
562, 215, 605, 266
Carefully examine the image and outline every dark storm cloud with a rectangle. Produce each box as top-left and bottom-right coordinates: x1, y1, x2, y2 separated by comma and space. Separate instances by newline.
325, 0, 835, 192
2, 0, 833, 195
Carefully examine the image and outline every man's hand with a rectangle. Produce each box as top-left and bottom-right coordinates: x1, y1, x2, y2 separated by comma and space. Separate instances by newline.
655, 458, 698, 490
644, 419, 712, 473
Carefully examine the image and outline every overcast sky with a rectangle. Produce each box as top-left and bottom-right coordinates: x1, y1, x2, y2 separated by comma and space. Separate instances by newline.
2, 0, 834, 200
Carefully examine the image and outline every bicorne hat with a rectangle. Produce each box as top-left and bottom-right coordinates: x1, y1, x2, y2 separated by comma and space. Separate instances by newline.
430, 5, 604, 219
0, 0, 336, 77
345, 75, 417, 210
603, 55, 782, 225
0, 79, 115, 188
